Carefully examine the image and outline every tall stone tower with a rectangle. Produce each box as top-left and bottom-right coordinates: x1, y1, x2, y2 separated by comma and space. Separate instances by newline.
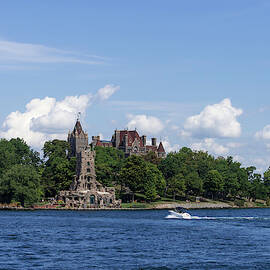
68, 119, 88, 157
68, 119, 97, 192
59, 119, 121, 208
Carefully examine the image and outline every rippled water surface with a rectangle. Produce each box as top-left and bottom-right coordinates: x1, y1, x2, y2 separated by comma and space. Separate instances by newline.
1, 208, 270, 269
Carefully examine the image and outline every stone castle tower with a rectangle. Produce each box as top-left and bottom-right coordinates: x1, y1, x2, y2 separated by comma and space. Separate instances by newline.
59, 119, 120, 208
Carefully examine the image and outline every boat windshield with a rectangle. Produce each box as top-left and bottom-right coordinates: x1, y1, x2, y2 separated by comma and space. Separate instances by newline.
175, 207, 187, 213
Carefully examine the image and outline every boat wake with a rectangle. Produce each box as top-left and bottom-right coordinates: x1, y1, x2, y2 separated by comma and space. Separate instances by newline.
165, 210, 264, 220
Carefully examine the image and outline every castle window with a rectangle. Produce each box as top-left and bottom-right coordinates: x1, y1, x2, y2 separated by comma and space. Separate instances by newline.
90, 195, 95, 204
87, 161, 90, 166
87, 168, 90, 173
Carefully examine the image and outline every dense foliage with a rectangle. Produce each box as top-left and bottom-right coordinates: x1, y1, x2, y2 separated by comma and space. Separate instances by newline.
0, 138, 42, 206
41, 140, 76, 197
95, 146, 125, 186
1, 137, 270, 206
119, 155, 166, 201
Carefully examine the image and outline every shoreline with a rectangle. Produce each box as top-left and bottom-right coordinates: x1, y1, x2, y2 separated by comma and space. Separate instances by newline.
0, 201, 269, 211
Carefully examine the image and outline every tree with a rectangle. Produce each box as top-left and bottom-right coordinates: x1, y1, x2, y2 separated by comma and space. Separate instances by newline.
0, 138, 41, 178
263, 167, 270, 197
0, 164, 43, 207
142, 151, 162, 166
95, 146, 125, 186
119, 155, 166, 202
167, 173, 186, 201
119, 155, 147, 201
145, 162, 166, 198
249, 173, 267, 200
185, 171, 203, 196
42, 140, 76, 197
204, 170, 224, 199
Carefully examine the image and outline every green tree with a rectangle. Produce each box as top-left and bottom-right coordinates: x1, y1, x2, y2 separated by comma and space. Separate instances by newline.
95, 146, 125, 186
204, 170, 224, 199
119, 155, 147, 201
263, 167, 270, 197
249, 173, 267, 200
167, 173, 186, 201
119, 155, 166, 202
0, 164, 42, 207
42, 140, 76, 197
145, 162, 166, 198
0, 138, 41, 178
142, 151, 162, 166
185, 171, 203, 196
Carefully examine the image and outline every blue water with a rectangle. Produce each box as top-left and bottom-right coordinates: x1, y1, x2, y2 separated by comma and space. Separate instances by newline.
0, 209, 270, 270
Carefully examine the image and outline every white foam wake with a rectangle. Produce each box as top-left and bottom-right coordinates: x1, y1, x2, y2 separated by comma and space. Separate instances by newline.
165, 215, 262, 220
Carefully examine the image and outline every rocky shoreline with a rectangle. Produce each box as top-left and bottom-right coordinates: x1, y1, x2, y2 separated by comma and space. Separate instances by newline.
0, 200, 268, 211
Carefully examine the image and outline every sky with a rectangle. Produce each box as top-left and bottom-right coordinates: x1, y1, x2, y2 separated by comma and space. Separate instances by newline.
1, 0, 270, 172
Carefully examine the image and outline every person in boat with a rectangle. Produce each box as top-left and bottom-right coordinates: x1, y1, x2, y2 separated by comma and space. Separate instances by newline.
174, 207, 188, 213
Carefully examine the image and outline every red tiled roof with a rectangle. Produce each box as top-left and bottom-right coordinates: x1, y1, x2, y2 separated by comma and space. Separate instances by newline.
96, 140, 113, 147
119, 130, 143, 147
157, 142, 165, 153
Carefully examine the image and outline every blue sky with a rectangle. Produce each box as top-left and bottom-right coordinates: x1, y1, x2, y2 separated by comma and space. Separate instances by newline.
1, 0, 270, 171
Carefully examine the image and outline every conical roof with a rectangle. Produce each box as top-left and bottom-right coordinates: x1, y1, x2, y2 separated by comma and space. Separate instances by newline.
157, 142, 165, 153
73, 119, 83, 134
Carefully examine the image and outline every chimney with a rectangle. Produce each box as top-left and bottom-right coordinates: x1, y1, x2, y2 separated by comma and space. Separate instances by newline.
142, 135, 147, 146
152, 138, 157, 146
124, 133, 128, 147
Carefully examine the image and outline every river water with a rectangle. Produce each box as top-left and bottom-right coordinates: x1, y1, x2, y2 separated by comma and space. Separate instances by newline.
0, 208, 270, 270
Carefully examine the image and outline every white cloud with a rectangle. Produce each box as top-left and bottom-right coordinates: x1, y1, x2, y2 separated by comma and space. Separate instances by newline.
233, 155, 245, 163
226, 142, 244, 148
179, 130, 191, 138
183, 98, 242, 138
255, 125, 270, 140
0, 85, 118, 148
191, 138, 229, 155
127, 114, 164, 135
0, 40, 104, 66
95, 85, 119, 101
171, 125, 179, 131
161, 137, 180, 153
253, 158, 270, 172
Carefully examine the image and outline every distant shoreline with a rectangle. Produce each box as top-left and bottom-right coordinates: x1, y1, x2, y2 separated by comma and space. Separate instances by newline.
0, 201, 269, 211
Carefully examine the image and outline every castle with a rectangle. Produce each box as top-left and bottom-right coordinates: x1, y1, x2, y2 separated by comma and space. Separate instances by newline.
58, 119, 121, 208
92, 129, 166, 158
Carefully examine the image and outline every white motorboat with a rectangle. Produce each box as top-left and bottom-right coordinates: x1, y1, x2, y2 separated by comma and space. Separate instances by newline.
168, 207, 192, 219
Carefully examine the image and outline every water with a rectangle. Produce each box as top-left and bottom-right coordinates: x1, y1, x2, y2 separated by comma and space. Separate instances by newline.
0, 208, 270, 270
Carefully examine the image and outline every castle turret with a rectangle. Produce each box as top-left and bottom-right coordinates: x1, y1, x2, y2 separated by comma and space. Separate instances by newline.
68, 119, 88, 157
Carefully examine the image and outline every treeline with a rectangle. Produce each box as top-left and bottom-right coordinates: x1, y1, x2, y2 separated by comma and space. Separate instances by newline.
95, 146, 270, 203
0, 138, 75, 207
1, 138, 270, 207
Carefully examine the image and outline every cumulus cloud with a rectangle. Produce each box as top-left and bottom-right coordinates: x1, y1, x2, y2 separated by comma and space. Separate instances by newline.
127, 114, 164, 135
191, 138, 229, 155
255, 125, 270, 140
233, 155, 245, 163
161, 137, 180, 153
226, 142, 244, 148
95, 85, 119, 101
0, 85, 118, 148
183, 98, 242, 138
